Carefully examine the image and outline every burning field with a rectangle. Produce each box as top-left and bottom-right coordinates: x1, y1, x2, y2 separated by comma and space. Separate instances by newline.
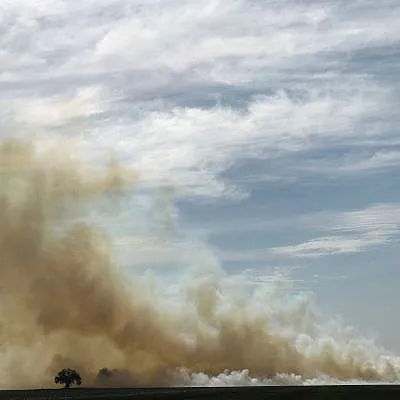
0, 138, 399, 389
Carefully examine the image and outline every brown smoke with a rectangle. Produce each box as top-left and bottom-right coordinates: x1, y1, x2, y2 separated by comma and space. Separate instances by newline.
0, 137, 398, 389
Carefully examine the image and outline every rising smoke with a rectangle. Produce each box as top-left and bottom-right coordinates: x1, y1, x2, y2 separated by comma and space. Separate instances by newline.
0, 137, 399, 389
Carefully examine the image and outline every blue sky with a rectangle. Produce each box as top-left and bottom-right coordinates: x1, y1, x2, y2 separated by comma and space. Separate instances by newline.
1, 0, 400, 356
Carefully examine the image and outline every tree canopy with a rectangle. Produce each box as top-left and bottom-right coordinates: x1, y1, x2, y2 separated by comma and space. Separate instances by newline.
54, 368, 82, 389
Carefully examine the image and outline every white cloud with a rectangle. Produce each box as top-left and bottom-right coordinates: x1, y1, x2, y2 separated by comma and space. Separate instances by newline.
331, 204, 400, 236
81, 86, 387, 198
270, 234, 388, 259
2, 0, 399, 80
0, 0, 399, 198
295, 150, 400, 176
10, 86, 105, 127
269, 204, 400, 258
341, 152, 400, 173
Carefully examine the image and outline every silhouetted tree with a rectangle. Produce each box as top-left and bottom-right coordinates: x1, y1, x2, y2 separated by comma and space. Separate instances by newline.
95, 367, 135, 387
98, 367, 112, 377
54, 368, 82, 389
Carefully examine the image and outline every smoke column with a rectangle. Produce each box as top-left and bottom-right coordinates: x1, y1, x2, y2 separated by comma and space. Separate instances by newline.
0, 137, 399, 389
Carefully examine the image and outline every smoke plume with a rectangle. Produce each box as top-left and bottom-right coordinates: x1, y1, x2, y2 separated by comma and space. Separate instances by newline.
0, 137, 399, 389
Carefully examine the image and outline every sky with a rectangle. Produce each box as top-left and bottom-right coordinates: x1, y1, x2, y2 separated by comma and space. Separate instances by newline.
1, 0, 400, 357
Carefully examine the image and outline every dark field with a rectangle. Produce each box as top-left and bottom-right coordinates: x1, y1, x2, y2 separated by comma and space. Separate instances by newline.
0, 386, 400, 400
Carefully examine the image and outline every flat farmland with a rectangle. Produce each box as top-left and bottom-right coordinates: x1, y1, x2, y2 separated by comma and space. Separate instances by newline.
0, 385, 399, 400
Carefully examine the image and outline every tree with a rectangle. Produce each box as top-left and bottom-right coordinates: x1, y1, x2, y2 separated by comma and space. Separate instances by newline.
54, 368, 82, 389
95, 367, 134, 387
